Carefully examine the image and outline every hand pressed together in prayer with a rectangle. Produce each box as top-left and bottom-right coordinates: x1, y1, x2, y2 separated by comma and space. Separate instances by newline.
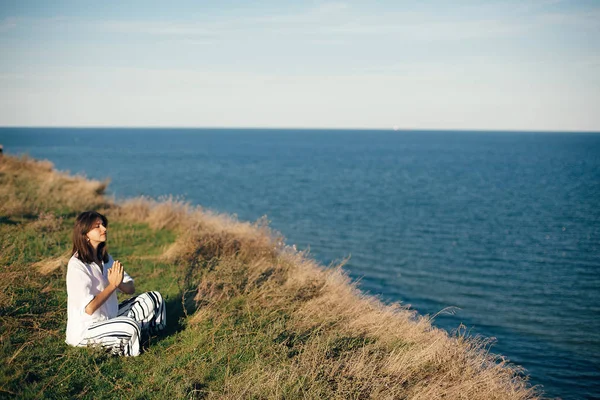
108, 260, 124, 289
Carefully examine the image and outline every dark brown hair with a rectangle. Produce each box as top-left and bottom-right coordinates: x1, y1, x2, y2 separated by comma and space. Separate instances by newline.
72, 211, 109, 264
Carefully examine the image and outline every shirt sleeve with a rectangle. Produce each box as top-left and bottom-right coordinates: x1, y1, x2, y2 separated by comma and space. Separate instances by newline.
122, 269, 134, 284
66, 259, 95, 316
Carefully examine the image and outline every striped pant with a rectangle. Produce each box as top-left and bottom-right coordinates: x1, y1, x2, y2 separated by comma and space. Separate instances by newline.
79, 291, 166, 357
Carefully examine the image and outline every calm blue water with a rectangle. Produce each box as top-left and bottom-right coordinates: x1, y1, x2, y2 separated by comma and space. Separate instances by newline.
1, 128, 599, 399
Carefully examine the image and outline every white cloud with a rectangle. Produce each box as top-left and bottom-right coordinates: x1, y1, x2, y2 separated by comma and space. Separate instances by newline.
536, 9, 600, 28
311, 2, 350, 14
0, 17, 18, 32
318, 17, 529, 41
6, 2, 597, 46
90, 20, 216, 38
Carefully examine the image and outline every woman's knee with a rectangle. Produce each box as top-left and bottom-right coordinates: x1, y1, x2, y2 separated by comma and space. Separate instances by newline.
148, 291, 164, 305
144, 291, 165, 313
145, 291, 166, 330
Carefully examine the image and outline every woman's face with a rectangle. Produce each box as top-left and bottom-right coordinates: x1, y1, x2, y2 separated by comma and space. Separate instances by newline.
86, 218, 108, 248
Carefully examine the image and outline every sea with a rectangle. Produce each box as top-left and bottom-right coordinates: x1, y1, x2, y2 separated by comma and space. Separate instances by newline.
1, 127, 599, 399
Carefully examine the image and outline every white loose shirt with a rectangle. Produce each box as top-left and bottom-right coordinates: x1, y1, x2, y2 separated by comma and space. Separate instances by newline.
65, 254, 134, 346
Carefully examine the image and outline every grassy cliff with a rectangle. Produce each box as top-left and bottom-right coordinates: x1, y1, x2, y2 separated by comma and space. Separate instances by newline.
0, 155, 539, 399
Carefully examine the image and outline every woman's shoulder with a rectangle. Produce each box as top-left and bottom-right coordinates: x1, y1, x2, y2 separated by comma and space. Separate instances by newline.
67, 254, 89, 270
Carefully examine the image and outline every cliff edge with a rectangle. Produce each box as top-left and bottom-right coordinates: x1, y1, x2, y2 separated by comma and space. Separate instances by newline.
0, 155, 539, 399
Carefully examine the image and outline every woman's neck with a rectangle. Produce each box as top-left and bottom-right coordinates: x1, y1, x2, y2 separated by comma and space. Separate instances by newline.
89, 241, 100, 257
90, 246, 102, 265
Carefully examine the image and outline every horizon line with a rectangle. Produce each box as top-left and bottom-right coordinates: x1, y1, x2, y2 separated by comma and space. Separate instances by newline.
0, 125, 600, 134
1, 125, 599, 134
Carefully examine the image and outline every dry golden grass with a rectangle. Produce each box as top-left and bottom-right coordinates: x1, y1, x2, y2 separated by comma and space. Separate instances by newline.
112, 196, 193, 231
34, 255, 69, 276
155, 201, 538, 399
0, 155, 110, 217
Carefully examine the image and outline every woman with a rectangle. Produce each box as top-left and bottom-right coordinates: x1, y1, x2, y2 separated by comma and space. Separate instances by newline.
65, 211, 166, 356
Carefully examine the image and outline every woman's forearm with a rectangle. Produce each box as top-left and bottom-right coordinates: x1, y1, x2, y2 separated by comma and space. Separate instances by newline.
84, 284, 118, 315
119, 281, 135, 295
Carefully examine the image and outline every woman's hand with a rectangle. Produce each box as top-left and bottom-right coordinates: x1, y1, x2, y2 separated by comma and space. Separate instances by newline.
108, 260, 124, 289
84, 260, 126, 315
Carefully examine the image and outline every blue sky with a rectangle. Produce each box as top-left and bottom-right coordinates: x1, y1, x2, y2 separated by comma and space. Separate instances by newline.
1, 0, 599, 130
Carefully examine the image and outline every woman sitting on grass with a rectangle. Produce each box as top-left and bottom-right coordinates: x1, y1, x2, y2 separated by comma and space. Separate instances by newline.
65, 211, 166, 356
